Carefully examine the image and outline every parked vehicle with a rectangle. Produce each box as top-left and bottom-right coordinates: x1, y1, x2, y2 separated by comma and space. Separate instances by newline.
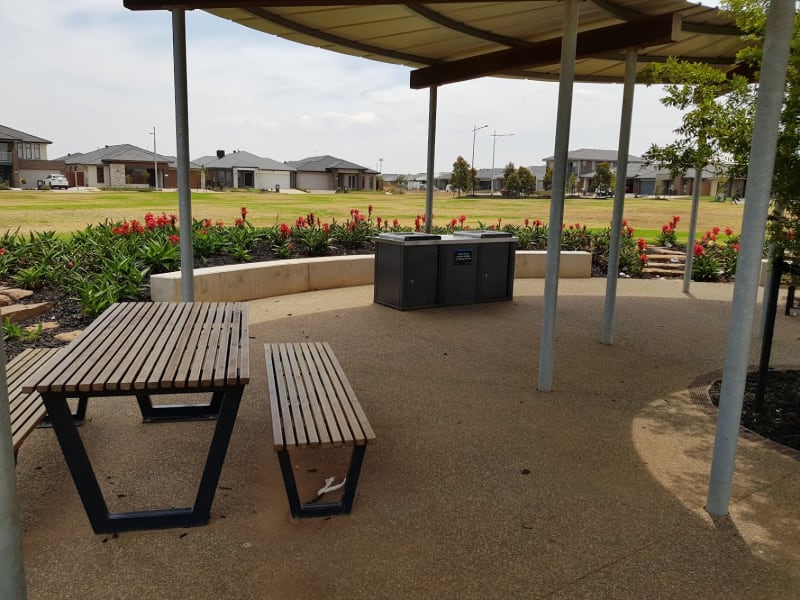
43, 173, 69, 190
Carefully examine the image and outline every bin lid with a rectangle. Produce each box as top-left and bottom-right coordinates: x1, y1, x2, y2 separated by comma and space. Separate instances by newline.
452, 230, 513, 238
377, 232, 441, 241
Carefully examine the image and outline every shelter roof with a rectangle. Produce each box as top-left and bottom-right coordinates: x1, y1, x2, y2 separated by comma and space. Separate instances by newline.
542, 148, 645, 163
124, 1, 750, 86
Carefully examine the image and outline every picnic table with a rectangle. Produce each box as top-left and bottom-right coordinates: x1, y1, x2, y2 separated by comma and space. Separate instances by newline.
22, 301, 250, 534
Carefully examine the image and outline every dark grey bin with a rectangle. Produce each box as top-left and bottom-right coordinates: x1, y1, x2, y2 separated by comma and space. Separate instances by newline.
448, 231, 516, 302
373, 233, 441, 310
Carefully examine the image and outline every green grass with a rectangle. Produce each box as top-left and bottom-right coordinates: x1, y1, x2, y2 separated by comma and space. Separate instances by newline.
0, 189, 746, 243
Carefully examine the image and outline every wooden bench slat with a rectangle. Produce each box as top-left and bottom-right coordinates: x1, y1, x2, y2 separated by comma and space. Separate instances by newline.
277, 343, 310, 446
7, 348, 60, 451
236, 304, 250, 383
265, 345, 288, 450
291, 344, 331, 444
298, 343, 342, 446
301, 342, 351, 446
319, 342, 376, 442
287, 343, 324, 447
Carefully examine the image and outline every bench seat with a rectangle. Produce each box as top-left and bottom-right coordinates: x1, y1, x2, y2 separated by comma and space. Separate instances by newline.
265, 341, 376, 518
6, 348, 88, 459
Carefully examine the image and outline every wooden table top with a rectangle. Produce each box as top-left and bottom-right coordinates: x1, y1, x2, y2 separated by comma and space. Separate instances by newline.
23, 302, 250, 394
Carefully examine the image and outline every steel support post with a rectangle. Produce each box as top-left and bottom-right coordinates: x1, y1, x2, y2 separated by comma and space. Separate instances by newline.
172, 8, 195, 301
707, 0, 794, 516
602, 50, 637, 345
538, 0, 578, 392
425, 86, 438, 233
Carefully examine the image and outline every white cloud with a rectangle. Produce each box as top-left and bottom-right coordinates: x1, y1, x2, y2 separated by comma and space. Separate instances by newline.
6, 1, 691, 173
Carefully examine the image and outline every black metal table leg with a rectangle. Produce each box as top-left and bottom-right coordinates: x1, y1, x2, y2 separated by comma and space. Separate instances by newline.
44, 387, 244, 534
136, 390, 224, 422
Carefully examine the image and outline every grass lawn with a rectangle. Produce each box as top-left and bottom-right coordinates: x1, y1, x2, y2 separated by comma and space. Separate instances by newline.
0, 189, 746, 243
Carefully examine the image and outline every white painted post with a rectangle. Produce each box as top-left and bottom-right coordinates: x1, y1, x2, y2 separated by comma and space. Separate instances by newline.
538, 0, 578, 392
683, 165, 702, 293
707, 0, 794, 516
0, 335, 28, 599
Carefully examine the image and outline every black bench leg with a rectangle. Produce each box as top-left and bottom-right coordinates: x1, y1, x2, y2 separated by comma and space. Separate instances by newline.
786, 286, 796, 316
278, 444, 368, 518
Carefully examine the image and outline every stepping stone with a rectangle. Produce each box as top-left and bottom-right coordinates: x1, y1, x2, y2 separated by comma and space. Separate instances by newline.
0, 288, 34, 302
25, 322, 59, 332
0, 302, 53, 323
55, 330, 83, 343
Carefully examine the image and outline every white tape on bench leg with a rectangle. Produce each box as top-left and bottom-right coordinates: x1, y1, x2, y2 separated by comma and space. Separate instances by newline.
317, 476, 347, 496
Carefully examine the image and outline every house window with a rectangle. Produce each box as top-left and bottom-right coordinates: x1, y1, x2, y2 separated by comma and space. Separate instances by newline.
96, 166, 104, 184
33, 144, 41, 159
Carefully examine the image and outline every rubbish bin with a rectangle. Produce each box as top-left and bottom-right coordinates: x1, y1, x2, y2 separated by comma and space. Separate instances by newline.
36, 180, 44, 190
443, 231, 517, 303
275, 184, 280, 192
374, 232, 441, 309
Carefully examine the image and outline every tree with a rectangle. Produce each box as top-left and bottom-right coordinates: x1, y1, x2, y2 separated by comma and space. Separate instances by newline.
505, 171, 522, 197
594, 161, 613, 192
393, 174, 408, 189
502, 162, 516, 187
518, 166, 536, 197
450, 156, 471, 198
543, 166, 553, 191
567, 173, 577, 195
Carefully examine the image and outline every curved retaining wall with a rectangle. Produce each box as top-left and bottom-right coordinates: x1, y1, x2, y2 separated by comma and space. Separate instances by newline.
149, 251, 592, 302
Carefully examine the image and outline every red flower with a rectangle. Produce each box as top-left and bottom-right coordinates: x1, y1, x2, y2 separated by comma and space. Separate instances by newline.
168, 234, 180, 244
279, 223, 291, 238
322, 223, 330, 233
672, 215, 681, 223
725, 227, 733, 236
694, 244, 705, 257
392, 218, 399, 229
240, 207, 248, 219
450, 218, 458, 228
524, 218, 529, 228
459, 215, 466, 224
368, 204, 373, 216
637, 238, 647, 251
235, 218, 244, 227
0, 248, 5, 255
732, 242, 740, 251
377, 217, 383, 227
640, 254, 648, 263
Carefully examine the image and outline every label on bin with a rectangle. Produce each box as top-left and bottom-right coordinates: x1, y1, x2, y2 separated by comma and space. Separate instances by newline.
453, 249, 473, 265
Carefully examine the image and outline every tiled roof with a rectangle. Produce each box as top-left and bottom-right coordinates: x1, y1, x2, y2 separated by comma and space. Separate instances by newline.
287, 155, 376, 173
541, 149, 644, 163
196, 150, 292, 171
0, 124, 51, 144
63, 144, 174, 165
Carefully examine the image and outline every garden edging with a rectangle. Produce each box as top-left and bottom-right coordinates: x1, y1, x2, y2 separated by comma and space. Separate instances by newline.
149, 250, 592, 302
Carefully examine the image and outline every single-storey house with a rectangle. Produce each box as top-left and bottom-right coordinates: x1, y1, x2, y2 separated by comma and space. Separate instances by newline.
286, 155, 379, 192
0, 124, 66, 189
62, 144, 188, 189
193, 150, 293, 191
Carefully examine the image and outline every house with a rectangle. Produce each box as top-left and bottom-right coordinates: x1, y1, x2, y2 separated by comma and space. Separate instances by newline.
62, 144, 185, 189
542, 148, 646, 194
286, 155, 379, 192
0, 124, 65, 189
193, 150, 293, 191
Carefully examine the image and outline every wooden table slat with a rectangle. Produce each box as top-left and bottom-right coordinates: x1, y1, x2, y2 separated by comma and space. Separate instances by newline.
296, 343, 340, 446
63, 303, 148, 392
237, 304, 250, 383
141, 302, 200, 390
188, 303, 224, 388
91, 302, 174, 391
225, 306, 243, 385
153, 303, 207, 389
208, 303, 233, 387
171, 303, 213, 388
21, 304, 126, 393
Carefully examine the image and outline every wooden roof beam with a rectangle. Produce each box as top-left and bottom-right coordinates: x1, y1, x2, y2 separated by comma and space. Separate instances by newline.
410, 13, 681, 89
123, 0, 519, 9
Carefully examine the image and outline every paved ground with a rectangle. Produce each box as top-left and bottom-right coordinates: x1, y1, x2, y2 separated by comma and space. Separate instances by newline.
14, 278, 800, 599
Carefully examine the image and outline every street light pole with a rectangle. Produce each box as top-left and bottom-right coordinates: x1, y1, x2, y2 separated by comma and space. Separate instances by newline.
150, 126, 159, 190
490, 131, 514, 195
471, 123, 488, 196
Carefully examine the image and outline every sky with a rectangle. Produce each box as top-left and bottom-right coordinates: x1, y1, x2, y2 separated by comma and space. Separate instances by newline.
5, 0, 722, 175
